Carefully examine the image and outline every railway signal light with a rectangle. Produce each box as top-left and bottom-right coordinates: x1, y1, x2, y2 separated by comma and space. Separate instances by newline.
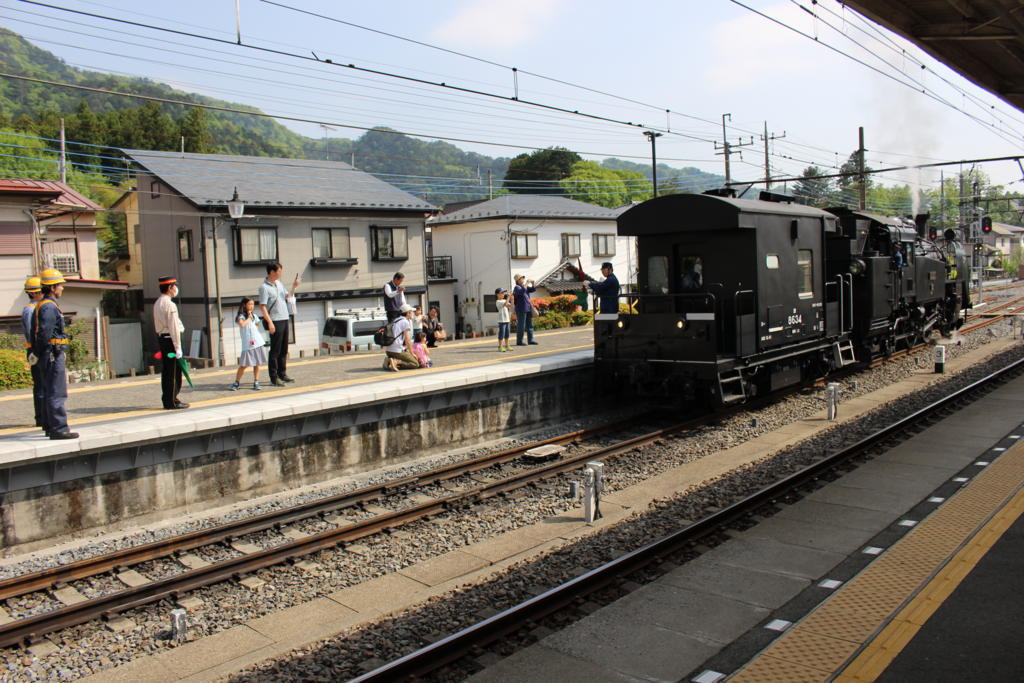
928, 225, 938, 240
981, 216, 992, 233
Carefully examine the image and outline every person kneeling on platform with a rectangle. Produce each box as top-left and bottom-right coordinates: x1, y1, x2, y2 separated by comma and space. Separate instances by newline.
383, 304, 421, 372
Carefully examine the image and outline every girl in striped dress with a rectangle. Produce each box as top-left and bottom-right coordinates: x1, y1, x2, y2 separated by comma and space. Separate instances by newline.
231, 297, 268, 390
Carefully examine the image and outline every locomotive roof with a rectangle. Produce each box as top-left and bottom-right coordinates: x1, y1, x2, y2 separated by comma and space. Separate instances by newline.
617, 193, 835, 235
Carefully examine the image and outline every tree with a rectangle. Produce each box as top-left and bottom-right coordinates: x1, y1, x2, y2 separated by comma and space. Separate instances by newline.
503, 147, 581, 194
794, 166, 835, 207
560, 161, 630, 207
837, 150, 873, 207
66, 100, 105, 174
178, 107, 211, 153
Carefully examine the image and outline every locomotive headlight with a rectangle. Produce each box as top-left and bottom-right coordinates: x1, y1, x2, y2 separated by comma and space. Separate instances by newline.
676, 320, 684, 329
617, 320, 624, 328
848, 259, 867, 276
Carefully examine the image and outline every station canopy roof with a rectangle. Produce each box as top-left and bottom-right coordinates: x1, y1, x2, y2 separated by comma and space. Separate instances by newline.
845, 1, 1024, 113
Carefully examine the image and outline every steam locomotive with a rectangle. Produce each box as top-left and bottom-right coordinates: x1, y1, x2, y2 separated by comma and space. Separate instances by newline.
593, 191, 970, 404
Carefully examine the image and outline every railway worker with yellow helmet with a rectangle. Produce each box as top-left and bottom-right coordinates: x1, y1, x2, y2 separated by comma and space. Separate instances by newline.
31, 268, 77, 439
21, 276, 44, 428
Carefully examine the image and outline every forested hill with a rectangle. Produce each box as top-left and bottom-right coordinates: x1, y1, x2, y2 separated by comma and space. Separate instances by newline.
0, 27, 723, 205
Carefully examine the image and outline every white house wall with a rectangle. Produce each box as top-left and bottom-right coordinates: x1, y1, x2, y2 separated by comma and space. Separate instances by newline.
431, 216, 634, 334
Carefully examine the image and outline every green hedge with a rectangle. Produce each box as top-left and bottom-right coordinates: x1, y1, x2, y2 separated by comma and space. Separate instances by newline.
0, 349, 32, 390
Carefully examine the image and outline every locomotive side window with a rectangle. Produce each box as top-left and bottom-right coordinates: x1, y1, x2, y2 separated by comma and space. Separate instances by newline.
679, 255, 703, 290
766, 254, 780, 269
797, 249, 813, 297
647, 256, 670, 294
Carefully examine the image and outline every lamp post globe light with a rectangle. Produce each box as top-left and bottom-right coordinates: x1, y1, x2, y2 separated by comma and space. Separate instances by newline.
227, 186, 245, 219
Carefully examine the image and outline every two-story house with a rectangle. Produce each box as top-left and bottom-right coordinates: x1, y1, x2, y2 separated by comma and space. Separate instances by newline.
0, 178, 128, 360
428, 195, 631, 336
123, 150, 436, 364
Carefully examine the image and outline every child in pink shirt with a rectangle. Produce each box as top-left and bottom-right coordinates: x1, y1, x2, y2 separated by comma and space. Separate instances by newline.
411, 331, 432, 367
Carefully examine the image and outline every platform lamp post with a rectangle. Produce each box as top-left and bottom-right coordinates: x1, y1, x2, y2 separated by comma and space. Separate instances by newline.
212, 187, 245, 367
643, 131, 662, 198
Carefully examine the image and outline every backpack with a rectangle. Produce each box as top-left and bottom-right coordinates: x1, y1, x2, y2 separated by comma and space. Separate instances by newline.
373, 322, 396, 347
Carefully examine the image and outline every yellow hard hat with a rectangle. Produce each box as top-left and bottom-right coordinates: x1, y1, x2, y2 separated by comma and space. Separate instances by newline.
24, 276, 41, 293
40, 268, 66, 286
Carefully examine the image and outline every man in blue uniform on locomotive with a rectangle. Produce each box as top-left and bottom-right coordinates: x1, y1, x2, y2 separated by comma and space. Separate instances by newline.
585, 262, 620, 314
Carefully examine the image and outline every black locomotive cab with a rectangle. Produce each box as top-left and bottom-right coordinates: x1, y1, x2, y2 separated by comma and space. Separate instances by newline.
598, 193, 847, 403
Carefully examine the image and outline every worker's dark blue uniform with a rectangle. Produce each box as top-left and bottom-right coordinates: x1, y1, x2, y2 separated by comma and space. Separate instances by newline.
588, 273, 620, 314
21, 302, 43, 427
32, 296, 70, 435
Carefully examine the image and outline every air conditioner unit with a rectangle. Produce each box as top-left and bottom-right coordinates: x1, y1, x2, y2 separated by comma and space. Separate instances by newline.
46, 254, 78, 273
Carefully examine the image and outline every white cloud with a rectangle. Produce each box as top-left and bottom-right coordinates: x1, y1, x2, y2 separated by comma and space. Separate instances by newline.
706, 2, 837, 89
432, 0, 561, 48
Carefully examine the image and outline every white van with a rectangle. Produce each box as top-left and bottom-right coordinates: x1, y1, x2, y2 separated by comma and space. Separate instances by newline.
321, 308, 388, 352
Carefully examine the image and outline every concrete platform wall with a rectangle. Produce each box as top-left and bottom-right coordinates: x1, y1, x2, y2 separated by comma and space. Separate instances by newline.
0, 369, 591, 550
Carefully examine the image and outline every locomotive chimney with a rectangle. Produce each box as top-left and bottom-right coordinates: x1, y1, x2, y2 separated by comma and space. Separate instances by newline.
913, 213, 930, 237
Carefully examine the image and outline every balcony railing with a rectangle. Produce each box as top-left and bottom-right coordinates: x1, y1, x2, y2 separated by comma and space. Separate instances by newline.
39, 237, 79, 275
427, 255, 454, 281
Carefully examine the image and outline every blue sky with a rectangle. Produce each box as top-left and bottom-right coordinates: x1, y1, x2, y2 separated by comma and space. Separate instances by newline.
4, 0, 1023, 193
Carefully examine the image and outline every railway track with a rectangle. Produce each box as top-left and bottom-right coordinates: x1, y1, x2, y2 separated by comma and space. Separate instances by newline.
0, 415, 709, 649
351, 354, 1024, 682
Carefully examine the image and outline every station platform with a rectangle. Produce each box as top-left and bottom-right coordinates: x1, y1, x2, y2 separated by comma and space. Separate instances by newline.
0, 328, 594, 548
468, 342, 1024, 683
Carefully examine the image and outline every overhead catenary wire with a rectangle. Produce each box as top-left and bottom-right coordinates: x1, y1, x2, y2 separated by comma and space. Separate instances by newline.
7, 1, 1005, 191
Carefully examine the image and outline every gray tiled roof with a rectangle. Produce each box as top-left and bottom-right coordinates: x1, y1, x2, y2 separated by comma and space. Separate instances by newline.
435, 195, 625, 224
123, 150, 435, 211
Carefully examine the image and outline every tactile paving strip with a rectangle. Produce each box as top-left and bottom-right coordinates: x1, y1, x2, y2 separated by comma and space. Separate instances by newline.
731, 436, 1024, 682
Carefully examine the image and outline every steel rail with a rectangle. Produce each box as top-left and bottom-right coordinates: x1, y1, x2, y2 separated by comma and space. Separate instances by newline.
0, 419, 639, 603
351, 355, 1024, 682
0, 417, 696, 649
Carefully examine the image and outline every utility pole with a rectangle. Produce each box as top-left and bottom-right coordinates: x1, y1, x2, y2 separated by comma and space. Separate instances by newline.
58, 118, 67, 184
939, 170, 945, 235
857, 127, 866, 210
715, 113, 754, 186
643, 131, 662, 197
761, 122, 785, 189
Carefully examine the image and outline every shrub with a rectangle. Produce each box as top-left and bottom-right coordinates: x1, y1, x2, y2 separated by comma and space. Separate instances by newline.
570, 310, 593, 327
0, 332, 23, 351
0, 349, 32, 390
534, 311, 570, 330
532, 294, 578, 315
65, 318, 91, 368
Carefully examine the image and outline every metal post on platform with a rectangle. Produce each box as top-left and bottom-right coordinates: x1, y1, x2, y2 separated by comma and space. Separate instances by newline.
583, 461, 604, 523
170, 608, 190, 643
826, 382, 840, 420
935, 345, 946, 373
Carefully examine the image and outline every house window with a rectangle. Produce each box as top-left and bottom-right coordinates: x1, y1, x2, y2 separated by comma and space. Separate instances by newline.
178, 228, 193, 262
511, 232, 537, 258
765, 254, 780, 269
798, 249, 813, 297
561, 233, 580, 257
372, 226, 408, 260
593, 233, 616, 257
312, 227, 351, 259
150, 181, 160, 198
234, 226, 278, 265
